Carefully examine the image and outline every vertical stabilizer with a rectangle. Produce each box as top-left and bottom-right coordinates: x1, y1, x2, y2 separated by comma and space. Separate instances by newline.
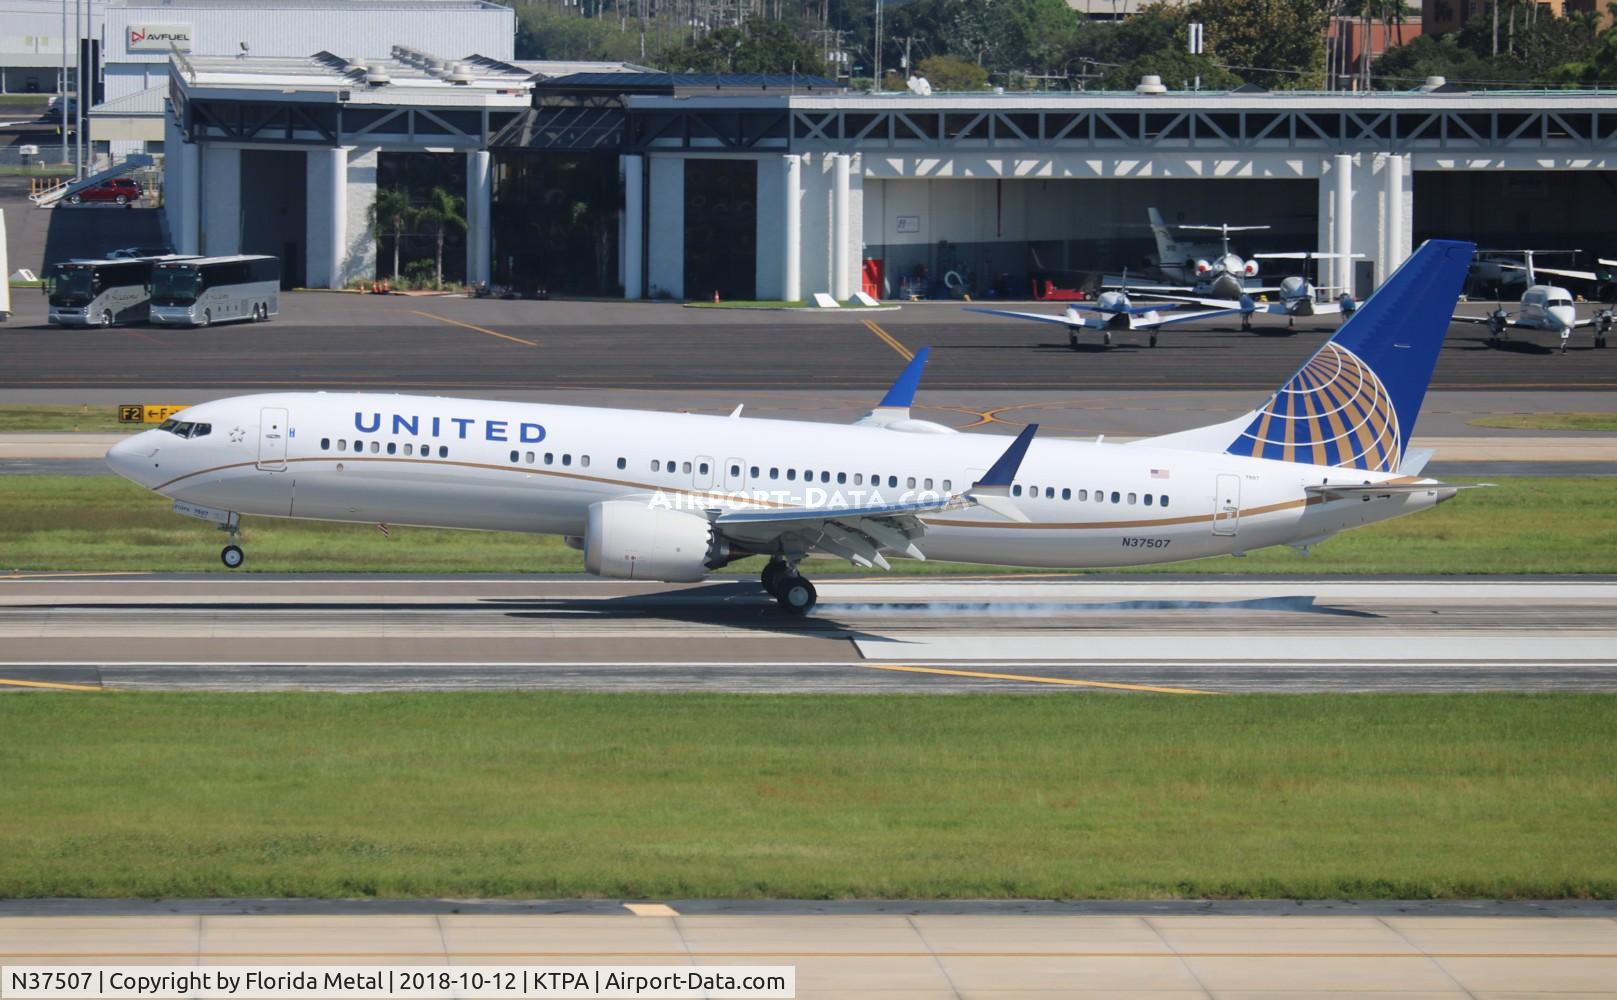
1137, 239, 1475, 471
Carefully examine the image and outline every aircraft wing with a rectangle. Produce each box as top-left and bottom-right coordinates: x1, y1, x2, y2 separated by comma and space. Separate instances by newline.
1501, 263, 1600, 282
1133, 292, 1253, 310
1451, 313, 1506, 325
964, 306, 1095, 328
1141, 306, 1247, 328
712, 425, 1038, 569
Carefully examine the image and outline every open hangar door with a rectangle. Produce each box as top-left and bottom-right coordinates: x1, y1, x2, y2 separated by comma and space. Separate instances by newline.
239, 149, 307, 290
862, 177, 1316, 300
1415, 170, 1617, 288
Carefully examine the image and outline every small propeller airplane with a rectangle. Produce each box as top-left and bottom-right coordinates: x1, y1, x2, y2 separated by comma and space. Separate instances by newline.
1452, 250, 1613, 353
963, 279, 1245, 348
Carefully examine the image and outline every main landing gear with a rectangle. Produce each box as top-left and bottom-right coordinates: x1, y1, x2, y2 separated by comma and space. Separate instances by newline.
761, 558, 817, 614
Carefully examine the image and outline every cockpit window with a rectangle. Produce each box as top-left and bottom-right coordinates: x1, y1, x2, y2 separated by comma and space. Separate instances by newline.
157, 420, 211, 439
1550, 299, 1574, 308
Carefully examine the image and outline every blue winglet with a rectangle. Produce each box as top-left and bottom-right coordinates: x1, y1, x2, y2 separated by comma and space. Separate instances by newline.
973, 424, 1039, 488
877, 347, 930, 409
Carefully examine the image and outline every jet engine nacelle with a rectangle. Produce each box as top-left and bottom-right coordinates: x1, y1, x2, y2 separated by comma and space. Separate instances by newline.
1194, 259, 1212, 275
583, 500, 722, 582
1243, 259, 1260, 277
1279, 275, 1307, 300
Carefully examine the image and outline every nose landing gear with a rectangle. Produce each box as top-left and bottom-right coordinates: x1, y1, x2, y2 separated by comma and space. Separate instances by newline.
761, 557, 818, 614
219, 515, 245, 569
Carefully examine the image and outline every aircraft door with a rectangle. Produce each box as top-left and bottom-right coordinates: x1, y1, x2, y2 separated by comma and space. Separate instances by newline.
1212, 474, 1240, 535
723, 457, 746, 492
693, 455, 716, 490
257, 407, 289, 472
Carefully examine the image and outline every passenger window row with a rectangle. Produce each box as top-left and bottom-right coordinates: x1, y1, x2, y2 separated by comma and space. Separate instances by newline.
1011, 483, 1170, 508
510, 451, 589, 468
320, 438, 449, 459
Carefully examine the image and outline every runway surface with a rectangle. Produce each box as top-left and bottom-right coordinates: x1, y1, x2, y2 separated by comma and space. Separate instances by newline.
2, 576, 1613, 693
1, 909, 1613, 997
6, 293, 1617, 391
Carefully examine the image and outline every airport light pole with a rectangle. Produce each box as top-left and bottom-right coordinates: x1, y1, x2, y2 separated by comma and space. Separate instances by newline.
60, 0, 67, 167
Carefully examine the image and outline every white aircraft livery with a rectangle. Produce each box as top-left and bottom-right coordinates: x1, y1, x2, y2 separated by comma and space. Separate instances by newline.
107, 240, 1480, 614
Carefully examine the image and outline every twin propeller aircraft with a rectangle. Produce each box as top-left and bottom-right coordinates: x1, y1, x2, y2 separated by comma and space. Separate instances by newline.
107, 240, 1485, 614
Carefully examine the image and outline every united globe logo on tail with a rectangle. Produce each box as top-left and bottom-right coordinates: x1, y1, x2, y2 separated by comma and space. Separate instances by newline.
1227, 342, 1399, 472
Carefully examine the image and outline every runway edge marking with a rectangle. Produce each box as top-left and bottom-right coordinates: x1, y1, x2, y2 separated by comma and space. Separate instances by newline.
863, 663, 1219, 695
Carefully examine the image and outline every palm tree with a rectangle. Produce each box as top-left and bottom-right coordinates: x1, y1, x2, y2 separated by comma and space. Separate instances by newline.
368, 186, 414, 282
414, 186, 467, 289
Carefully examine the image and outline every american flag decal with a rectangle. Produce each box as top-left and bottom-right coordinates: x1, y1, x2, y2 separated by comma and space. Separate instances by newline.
1150, 468, 1170, 479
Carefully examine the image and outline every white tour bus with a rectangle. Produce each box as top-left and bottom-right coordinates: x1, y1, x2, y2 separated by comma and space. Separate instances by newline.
46, 257, 168, 327
149, 255, 280, 327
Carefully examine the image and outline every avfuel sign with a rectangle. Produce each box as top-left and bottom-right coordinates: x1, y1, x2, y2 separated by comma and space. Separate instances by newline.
127, 24, 192, 52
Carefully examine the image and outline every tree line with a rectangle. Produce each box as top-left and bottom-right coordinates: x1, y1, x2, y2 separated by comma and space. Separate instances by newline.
504, 0, 1617, 91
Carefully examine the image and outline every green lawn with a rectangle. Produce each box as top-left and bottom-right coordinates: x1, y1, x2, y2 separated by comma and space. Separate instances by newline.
1, 476, 1613, 574
0, 693, 1611, 899
1470, 412, 1617, 431
0, 404, 141, 434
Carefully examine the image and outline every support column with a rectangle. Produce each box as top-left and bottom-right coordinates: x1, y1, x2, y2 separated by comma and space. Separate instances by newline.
1333, 153, 1353, 299
782, 154, 801, 303
176, 138, 200, 255
344, 147, 378, 285
1382, 153, 1406, 282
622, 153, 643, 299
305, 146, 347, 289
832, 152, 851, 301
465, 149, 492, 288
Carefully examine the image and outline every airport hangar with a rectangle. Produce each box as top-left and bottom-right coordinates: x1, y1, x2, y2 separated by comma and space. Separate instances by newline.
161, 54, 1617, 299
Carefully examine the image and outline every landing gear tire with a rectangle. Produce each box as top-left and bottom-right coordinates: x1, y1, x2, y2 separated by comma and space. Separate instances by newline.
1241, 316, 1253, 333
775, 575, 817, 615
1067, 330, 1078, 349
1102, 331, 1112, 347
100, 309, 113, 328
1597, 336, 1608, 349
760, 559, 788, 596
67, 193, 81, 205
1148, 332, 1158, 348
221, 544, 245, 569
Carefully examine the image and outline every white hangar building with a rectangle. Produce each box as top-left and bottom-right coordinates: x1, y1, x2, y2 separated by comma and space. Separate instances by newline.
162, 55, 1617, 300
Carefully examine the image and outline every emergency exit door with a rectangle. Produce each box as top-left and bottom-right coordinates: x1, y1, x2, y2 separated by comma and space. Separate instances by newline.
257, 407, 288, 471
1212, 474, 1240, 535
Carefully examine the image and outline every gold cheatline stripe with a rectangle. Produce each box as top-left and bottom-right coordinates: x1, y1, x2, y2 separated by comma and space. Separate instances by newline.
152, 458, 1339, 532
865, 663, 1218, 696
0, 677, 103, 692
862, 318, 914, 361
412, 310, 537, 348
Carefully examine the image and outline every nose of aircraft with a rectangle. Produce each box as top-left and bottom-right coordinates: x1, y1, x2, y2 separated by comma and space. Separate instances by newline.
105, 430, 164, 488
1551, 305, 1577, 329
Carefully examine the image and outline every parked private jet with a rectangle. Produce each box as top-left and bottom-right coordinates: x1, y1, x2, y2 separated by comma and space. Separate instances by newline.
107, 241, 1483, 614
1454, 250, 1613, 352
1149, 251, 1360, 332
1112, 209, 1272, 302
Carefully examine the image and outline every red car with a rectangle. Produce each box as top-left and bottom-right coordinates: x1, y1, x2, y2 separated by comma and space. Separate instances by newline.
67, 178, 142, 206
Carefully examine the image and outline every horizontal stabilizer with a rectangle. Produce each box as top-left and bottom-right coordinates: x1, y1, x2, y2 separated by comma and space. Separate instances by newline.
1305, 481, 1493, 501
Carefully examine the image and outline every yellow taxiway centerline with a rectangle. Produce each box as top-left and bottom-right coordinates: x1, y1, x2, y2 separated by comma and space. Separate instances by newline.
0, 677, 103, 692
412, 310, 538, 348
865, 662, 1218, 695
862, 319, 914, 361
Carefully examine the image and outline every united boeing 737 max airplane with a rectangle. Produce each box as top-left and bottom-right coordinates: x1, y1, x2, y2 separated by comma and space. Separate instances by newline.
107, 240, 1481, 614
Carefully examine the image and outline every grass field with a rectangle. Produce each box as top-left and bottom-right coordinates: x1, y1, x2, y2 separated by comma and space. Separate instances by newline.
0, 693, 1611, 899
1470, 412, 1617, 431
0, 404, 139, 434
1, 475, 1614, 574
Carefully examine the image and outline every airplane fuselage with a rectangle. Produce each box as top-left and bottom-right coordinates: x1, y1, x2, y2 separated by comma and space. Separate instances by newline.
107, 392, 1447, 572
